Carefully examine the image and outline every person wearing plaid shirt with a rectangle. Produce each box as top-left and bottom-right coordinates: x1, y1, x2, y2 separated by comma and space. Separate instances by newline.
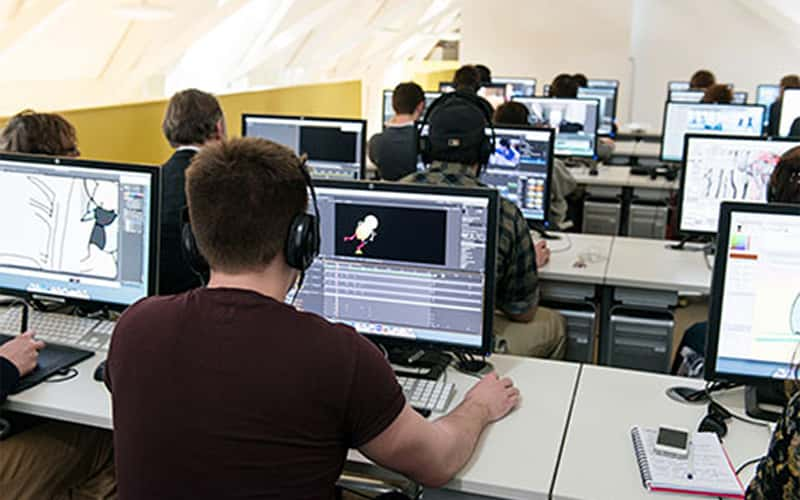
401, 91, 566, 359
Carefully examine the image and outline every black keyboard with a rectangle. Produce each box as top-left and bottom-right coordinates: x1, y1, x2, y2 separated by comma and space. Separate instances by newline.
0, 334, 94, 394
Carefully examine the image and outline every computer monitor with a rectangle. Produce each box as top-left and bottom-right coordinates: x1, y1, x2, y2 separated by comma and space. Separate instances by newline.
577, 86, 617, 136
479, 84, 507, 109
494, 77, 536, 98
241, 114, 366, 180
0, 154, 159, 309
733, 91, 748, 104
541, 83, 551, 96
291, 180, 499, 355
587, 79, 619, 89
382, 90, 441, 125
706, 202, 800, 389
778, 88, 800, 137
439, 82, 455, 93
677, 135, 800, 235
669, 81, 691, 92
513, 97, 599, 158
484, 126, 555, 223
669, 90, 704, 103
660, 103, 765, 163
756, 84, 781, 108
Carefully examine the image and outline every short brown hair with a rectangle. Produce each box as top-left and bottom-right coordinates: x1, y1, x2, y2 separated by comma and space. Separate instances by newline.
690, 70, 716, 90
770, 146, 800, 204
493, 101, 530, 126
392, 82, 425, 114
702, 84, 733, 104
162, 89, 224, 148
550, 74, 579, 98
186, 137, 307, 273
781, 75, 800, 91
0, 110, 78, 156
454, 65, 481, 93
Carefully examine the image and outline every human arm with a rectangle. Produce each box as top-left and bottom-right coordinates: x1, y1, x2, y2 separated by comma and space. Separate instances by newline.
745, 393, 800, 499
0, 332, 44, 402
496, 201, 540, 323
360, 372, 520, 487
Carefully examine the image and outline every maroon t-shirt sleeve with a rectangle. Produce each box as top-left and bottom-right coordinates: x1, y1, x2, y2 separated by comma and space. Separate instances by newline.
345, 336, 406, 448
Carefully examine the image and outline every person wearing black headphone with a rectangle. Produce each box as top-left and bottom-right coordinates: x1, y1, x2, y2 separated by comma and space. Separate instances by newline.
105, 137, 520, 498
401, 91, 567, 359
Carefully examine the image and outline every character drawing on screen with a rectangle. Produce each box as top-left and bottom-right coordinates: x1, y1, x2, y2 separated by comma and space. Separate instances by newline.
80, 179, 119, 277
491, 138, 520, 167
343, 214, 379, 255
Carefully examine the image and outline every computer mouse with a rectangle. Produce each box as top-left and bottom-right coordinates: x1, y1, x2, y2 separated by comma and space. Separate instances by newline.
589, 167, 599, 176
93, 360, 106, 382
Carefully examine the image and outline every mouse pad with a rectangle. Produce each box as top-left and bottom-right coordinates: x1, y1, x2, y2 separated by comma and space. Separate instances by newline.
0, 334, 94, 394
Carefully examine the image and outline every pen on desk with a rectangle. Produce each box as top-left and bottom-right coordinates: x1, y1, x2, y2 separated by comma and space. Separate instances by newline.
686, 439, 695, 480
20, 304, 28, 333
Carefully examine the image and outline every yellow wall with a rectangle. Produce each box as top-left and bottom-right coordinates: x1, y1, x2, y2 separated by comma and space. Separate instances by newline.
0, 80, 362, 165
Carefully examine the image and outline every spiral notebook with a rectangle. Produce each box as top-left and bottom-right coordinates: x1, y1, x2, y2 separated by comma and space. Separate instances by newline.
630, 426, 745, 498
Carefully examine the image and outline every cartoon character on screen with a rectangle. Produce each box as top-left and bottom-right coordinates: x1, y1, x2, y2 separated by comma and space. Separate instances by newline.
343, 215, 379, 255
80, 179, 119, 277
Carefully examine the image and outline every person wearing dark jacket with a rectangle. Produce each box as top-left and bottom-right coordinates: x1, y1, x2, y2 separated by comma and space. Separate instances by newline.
158, 88, 226, 295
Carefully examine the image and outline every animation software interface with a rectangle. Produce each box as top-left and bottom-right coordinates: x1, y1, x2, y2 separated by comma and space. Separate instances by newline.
0, 159, 153, 305
715, 211, 800, 379
515, 97, 599, 157
293, 187, 490, 349
681, 137, 800, 234
661, 103, 765, 162
483, 128, 552, 221
243, 116, 364, 180
382, 91, 442, 124
577, 86, 616, 135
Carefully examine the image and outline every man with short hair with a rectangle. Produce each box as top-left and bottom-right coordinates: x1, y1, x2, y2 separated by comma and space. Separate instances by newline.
453, 65, 482, 93
158, 88, 226, 295
401, 94, 567, 359
368, 82, 425, 180
106, 137, 520, 499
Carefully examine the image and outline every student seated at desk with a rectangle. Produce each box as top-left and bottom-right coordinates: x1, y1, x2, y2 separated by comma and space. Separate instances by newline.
159, 89, 226, 295
105, 137, 520, 499
673, 146, 800, 377
453, 65, 494, 116
702, 84, 733, 104
0, 111, 116, 499
493, 101, 577, 229
689, 69, 716, 90
547, 74, 614, 161
402, 92, 566, 359
368, 82, 425, 180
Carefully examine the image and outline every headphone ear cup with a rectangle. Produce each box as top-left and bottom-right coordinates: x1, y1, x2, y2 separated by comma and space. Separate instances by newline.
285, 214, 319, 271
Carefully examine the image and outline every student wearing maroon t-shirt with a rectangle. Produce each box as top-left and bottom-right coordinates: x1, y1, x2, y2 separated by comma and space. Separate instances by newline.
105, 137, 520, 499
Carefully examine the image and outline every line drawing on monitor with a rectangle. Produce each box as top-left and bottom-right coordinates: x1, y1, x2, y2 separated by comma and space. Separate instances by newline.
241, 114, 366, 180
290, 181, 499, 356
512, 97, 599, 158
677, 134, 800, 235
659, 103, 765, 163
0, 154, 159, 308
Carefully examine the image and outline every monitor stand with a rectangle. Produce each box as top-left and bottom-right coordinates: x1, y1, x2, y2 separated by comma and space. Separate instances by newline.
745, 383, 787, 422
529, 223, 561, 240
386, 346, 450, 381
669, 235, 714, 252
453, 352, 494, 376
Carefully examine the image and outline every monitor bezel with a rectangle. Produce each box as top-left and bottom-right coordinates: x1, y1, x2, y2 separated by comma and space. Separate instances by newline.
308, 179, 499, 356
676, 134, 800, 237
0, 152, 160, 311
587, 78, 620, 89
490, 125, 556, 226
658, 102, 766, 163
668, 89, 704, 103
705, 201, 800, 385
241, 113, 367, 180
668, 80, 691, 92
493, 77, 537, 97
512, 96, 600, 159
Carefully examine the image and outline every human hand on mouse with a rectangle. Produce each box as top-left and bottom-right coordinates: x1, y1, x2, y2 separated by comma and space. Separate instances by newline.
0, 331, 44, 376
535, 240, 551, 268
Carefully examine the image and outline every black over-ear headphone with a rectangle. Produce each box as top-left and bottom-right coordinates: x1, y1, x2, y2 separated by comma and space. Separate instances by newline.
181, 159, 320, 276
418, 90, 496, 168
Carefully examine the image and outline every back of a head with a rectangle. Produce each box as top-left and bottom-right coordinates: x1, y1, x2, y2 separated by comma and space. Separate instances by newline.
392, 82, 425, 115
475, 64, 492, 85
0, 110, 78, 156
186, 137, 307, 274
427, 92, 489, 165
702, 84, 733, 104
690, 70, 716, 90
453, 65, 481, 93
781, 74, 800, 92
493, 101, 530, 126
573, 73, 588, 88
163, 89, 224, 148
549, 74, 579, 98
770, 146, 800, 204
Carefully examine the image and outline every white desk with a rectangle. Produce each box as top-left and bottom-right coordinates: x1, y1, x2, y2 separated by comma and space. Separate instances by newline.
614, 140, 663, 158
535, 232, 613, 286
605, 237, 712, 295
349, 355, 581, 500
570, 165, 679, 192
553, 365, 770, 500
4, 355, 111, 429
